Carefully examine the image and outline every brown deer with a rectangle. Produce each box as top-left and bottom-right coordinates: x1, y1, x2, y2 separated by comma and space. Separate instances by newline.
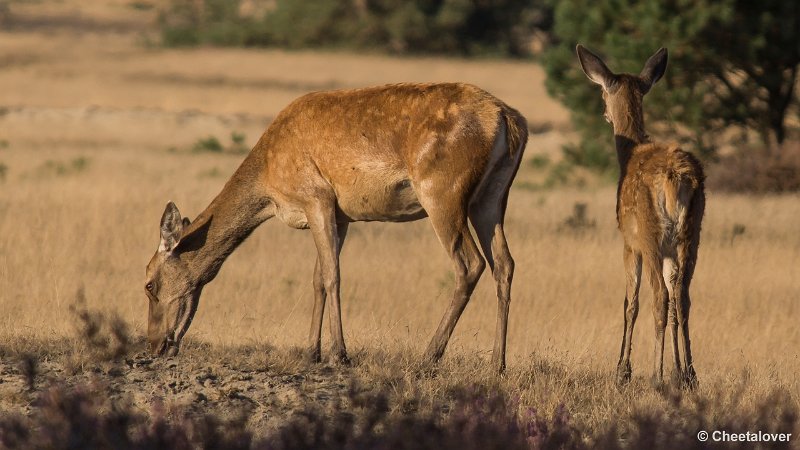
144, 83, 528, 373
576, 45, 705, 387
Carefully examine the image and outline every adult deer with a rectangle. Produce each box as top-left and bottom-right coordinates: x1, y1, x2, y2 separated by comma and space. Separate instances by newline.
144, 83, 528, 373
576, 45, 705, 387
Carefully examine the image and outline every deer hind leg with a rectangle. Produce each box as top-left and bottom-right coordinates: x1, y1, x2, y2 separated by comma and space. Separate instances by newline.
468, 161, 519, 373
422, 200, 485, 364
306, 200, 350, 365
469, 202, 513, 374
617, 245, 642, 385
662, 256, 683, 383
308, 222, 349, 363
645, 254, 669, 386
676, 238, 699, 388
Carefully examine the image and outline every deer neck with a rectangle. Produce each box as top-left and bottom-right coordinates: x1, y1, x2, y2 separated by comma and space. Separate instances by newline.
612, 110, 649, 222
179, 157, 273, 286
612, 111, 649, 171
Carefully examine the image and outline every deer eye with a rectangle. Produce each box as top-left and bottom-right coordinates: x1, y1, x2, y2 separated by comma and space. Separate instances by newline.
145, 282, 155, 293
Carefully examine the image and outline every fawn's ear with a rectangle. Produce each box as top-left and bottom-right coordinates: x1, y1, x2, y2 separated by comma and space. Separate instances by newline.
640, 47, 668, 93
576, 44, 617, 91
159, 201, 184, 253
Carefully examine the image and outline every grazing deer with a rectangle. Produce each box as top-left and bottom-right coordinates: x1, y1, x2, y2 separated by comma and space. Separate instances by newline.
576, 45, 705, 387
145, 83, 528, 373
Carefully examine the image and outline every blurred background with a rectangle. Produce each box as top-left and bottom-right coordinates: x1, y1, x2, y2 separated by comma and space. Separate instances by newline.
1, 0, 797, 190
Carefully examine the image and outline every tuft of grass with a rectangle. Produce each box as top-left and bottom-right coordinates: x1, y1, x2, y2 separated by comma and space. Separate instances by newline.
230, 131, 248, 154
559, 202, 596, 233
67, 287, 134, 369
729, 223, 747, 245
191, 136, 224, 153
37, 157, 91, 177
231, 131, 246, 146
0, 162, 7, 181
189, 132, 249, 155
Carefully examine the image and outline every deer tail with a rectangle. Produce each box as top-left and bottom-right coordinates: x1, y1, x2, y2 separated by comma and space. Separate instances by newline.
502, 105, 528, 158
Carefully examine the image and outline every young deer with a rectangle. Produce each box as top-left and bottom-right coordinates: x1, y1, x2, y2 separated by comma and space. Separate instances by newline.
576, 45, 705, 387
145, 83, 527, 373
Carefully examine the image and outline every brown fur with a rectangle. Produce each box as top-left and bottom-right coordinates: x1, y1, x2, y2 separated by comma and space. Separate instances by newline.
577, 45, 705, 387
145, 82, 528, 373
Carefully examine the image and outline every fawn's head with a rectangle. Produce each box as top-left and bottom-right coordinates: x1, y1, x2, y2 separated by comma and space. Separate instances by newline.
576, 44, 668, 142
144, 202, 200, 357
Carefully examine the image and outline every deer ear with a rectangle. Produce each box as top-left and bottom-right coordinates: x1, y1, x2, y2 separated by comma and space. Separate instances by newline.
640, 47, 668, 92
159, 201, 184, 253
576, 44, 617, 91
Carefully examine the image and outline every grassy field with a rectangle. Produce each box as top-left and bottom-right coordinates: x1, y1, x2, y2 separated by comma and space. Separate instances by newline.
0, 2, 798, 448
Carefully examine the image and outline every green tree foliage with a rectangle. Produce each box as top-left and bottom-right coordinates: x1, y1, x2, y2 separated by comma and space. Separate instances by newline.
361, 0, 549, 56
702, 0, 800, 147
159, 0, 246, 46
258, 0, 359, 48
159, 0, 551, 57
543, 0, 799, 172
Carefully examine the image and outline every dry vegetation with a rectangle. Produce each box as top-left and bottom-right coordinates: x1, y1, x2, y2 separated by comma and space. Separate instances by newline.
0, 1, 798, 448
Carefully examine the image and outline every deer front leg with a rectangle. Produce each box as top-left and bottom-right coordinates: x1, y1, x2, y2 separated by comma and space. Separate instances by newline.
307, 202, 350, 365
308, 258, 326, 363
307, 223, 349, 364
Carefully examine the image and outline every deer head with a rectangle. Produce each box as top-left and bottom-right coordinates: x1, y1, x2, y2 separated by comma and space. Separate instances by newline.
144, 202, 199, 356
576, 44, 668, 144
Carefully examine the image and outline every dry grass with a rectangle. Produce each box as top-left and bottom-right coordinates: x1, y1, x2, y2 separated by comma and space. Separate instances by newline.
1, 1, 799, 446
2, 156, 798, 426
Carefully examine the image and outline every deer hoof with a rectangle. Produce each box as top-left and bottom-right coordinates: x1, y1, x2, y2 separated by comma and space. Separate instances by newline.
307, 347, 322, 364
615, 364, 632, 386
683, 368, 699, 390
331, 349, 351, 366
